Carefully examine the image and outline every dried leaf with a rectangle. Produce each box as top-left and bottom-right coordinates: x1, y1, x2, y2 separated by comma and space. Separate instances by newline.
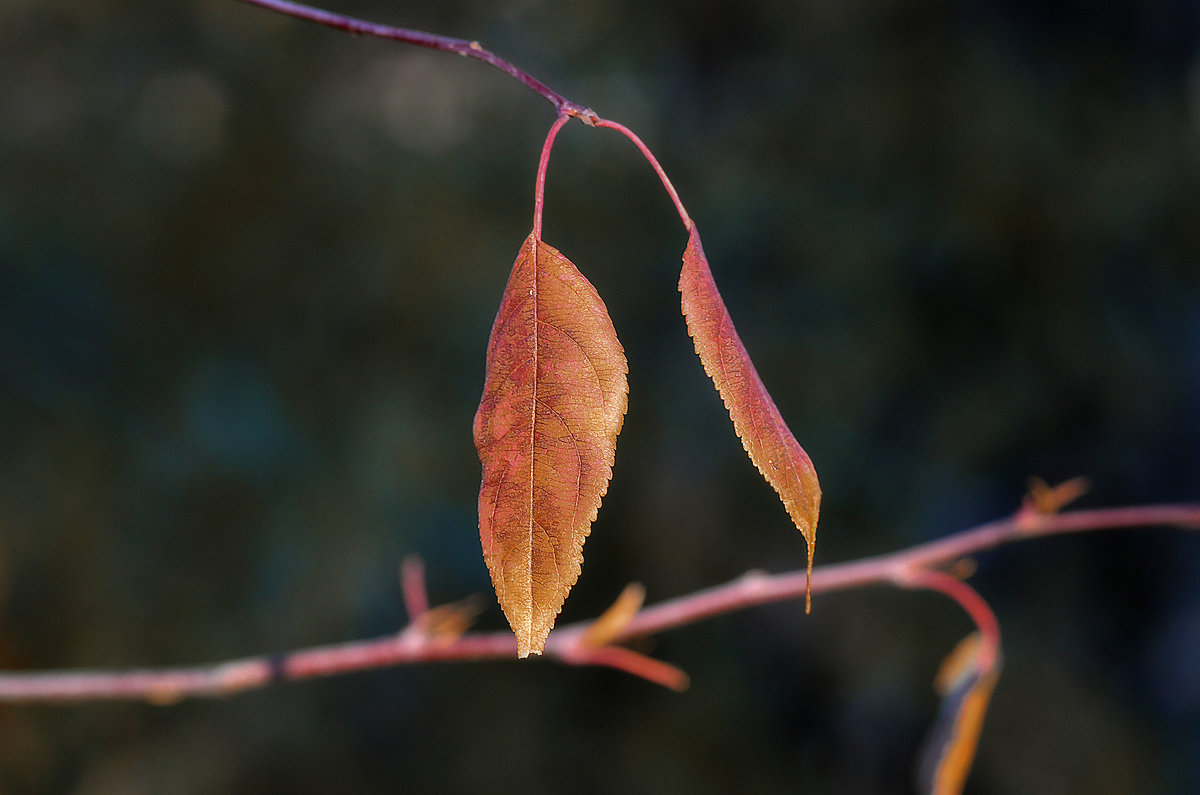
679, 225, 821, 605
580, 582, 645, 649
1024, 476, 1090, 515
474, 234, 628, 657
412, 597, 484, 646
918, 633, 1002, 795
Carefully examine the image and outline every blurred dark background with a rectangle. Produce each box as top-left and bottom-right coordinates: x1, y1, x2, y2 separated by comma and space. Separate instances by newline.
2, 0, 1199, 792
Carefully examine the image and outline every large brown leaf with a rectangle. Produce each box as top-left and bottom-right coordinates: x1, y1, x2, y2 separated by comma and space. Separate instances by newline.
679, 225, 821, 603
474, 233, 628, 657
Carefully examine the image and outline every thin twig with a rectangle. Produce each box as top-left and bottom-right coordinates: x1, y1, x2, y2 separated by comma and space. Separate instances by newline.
234, 0, 597, 122
900, 569, 1001, 672
0, 502, 1194, 703
399, 555, 430, 620
602, 503, 1199, 644
594, 118, 692, 228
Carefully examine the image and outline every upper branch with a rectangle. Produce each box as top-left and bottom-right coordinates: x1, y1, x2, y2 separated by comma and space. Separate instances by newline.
235, 0, 598, 122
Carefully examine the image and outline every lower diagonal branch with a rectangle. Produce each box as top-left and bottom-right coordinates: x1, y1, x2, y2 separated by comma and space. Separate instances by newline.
0, 503, 1195, 702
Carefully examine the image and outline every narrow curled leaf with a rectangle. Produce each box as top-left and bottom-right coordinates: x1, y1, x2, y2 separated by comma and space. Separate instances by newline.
679, 225, 821, 604
474, 234, 628, 658
918, 633, 1003, 795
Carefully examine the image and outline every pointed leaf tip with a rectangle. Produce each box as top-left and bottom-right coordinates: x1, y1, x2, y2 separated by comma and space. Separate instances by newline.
474, 234, 628, 657
679, 226, 822, 597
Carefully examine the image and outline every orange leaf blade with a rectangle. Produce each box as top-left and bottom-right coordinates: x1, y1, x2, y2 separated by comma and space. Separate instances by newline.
679, 226, 821, 603
919, 633, 1003, 795
580, 582, 646, 650
474, 234, 628, 657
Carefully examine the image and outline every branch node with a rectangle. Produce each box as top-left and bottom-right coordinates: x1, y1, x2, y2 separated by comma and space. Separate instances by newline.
567, 105, 600, 126
739, 569, 772, 593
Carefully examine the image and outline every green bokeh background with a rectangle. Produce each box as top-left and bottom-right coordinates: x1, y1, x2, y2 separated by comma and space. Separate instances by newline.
2, 0, 1199, 792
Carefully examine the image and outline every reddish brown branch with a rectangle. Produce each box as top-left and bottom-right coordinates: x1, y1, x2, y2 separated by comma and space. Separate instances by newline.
399, 555, 430, 620
901, 569, 1002, 672
0, 502, 1194, 702
235, 0, 597, 123
600, 503, 1199, 645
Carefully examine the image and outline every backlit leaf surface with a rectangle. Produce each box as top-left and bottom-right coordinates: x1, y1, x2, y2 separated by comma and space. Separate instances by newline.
474, 234, 628, 657
679, 225, 821, 600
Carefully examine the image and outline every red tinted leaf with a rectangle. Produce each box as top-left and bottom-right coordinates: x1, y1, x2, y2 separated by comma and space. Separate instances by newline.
679, 225, 821, 603
474, 234, 628, 657
919, 632, 1002, 795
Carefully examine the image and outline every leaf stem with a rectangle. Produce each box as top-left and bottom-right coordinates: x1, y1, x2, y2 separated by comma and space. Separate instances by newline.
237, 2, 700, 233
239, 1, 700, 244
901, 570, 1001, 671
594, 118, 692, 229
533, 114, 571, 241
